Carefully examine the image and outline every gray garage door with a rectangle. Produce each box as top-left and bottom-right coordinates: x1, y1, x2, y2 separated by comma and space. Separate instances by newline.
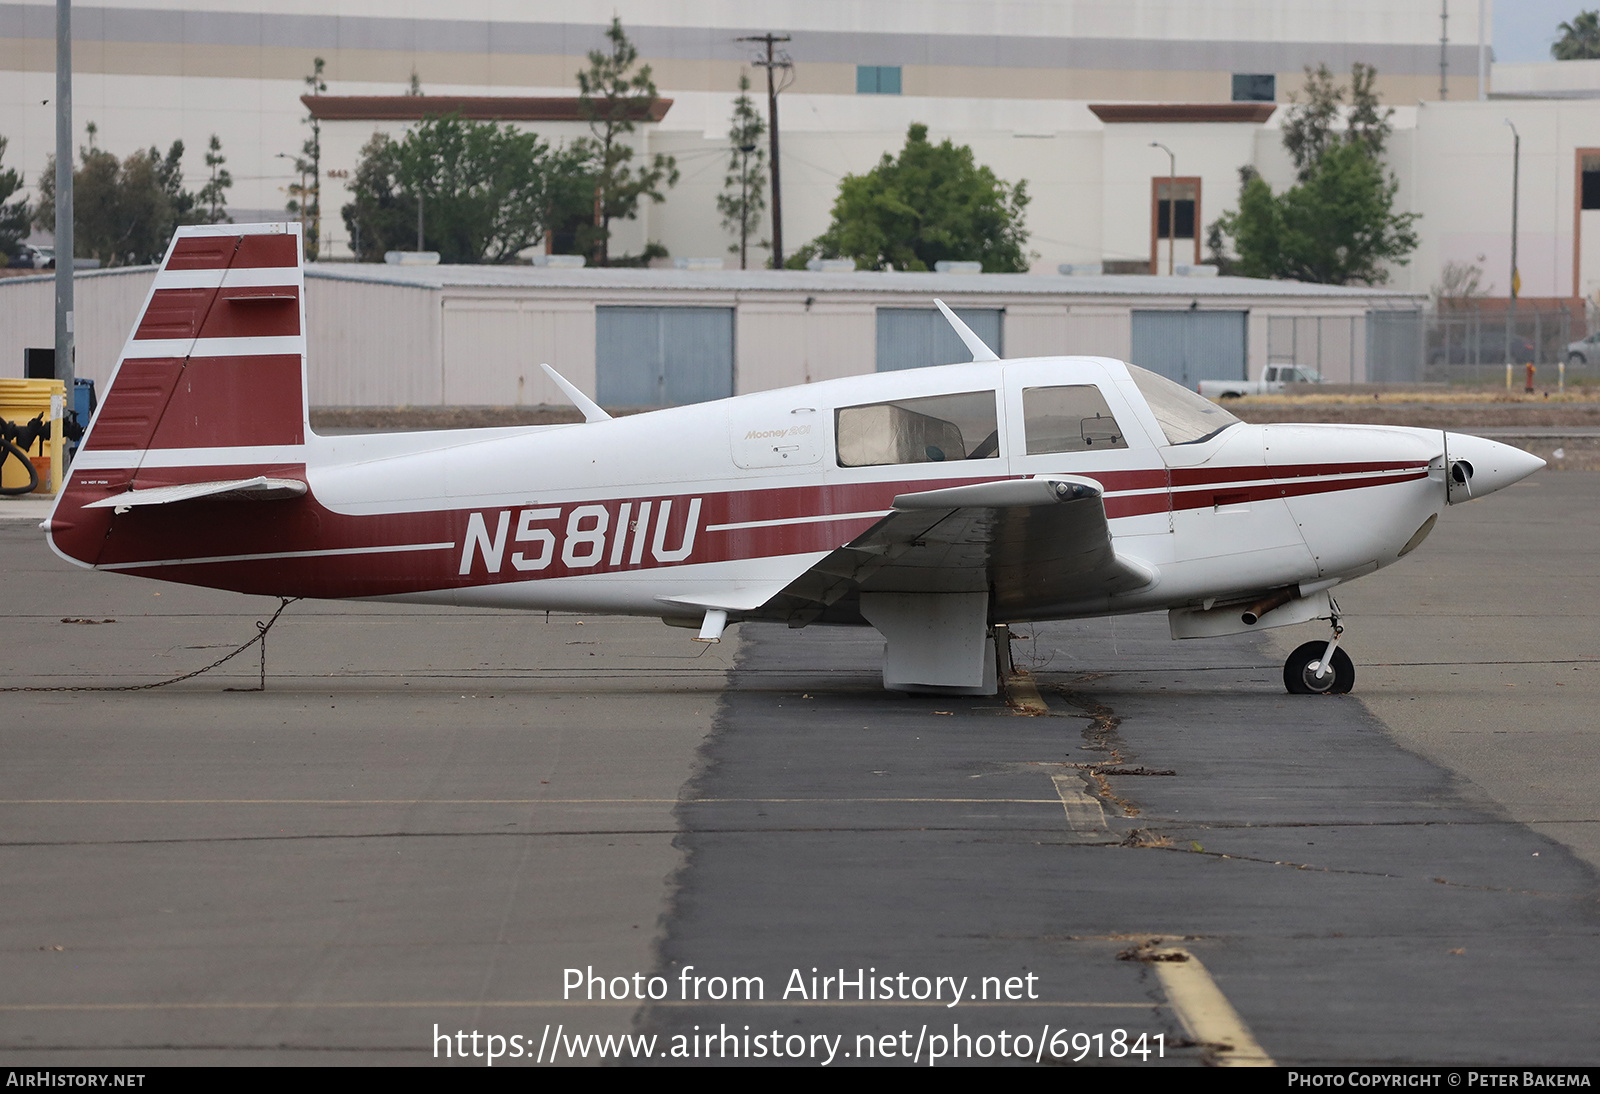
1366, 308, 1423, 383
1130, 310, 1247, 387
596, 307, 735, 407
876, 307, 1003, 371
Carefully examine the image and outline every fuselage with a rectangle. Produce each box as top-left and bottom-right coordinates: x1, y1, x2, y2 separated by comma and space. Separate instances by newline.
47, 353, 1532, 628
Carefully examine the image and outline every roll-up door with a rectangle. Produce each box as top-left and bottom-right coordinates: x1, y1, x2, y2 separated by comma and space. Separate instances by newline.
1130, 310, 1246, 387
876, 307, 1003, 371
596, 306, 734, 407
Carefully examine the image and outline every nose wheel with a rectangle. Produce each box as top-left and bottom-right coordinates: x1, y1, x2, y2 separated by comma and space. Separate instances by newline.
1283, 621, 1354, 695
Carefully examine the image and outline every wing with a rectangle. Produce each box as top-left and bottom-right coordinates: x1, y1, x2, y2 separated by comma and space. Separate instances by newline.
759, 475, 1156, 627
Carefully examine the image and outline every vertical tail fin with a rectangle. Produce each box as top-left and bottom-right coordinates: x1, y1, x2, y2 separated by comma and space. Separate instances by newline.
81, 222, 308, 456
48, 223, 310, 566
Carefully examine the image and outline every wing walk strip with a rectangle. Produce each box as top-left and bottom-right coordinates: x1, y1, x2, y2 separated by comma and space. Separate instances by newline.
705, 509, 890, 532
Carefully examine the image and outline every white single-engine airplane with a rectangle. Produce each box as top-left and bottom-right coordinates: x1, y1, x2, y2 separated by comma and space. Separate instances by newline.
45, 223, 1544, 695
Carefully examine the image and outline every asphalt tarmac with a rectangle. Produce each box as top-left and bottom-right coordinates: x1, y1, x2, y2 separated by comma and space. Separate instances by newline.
0, 474, 1596, 1067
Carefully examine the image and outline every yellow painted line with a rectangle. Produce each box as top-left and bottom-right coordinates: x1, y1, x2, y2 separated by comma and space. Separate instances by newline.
1006, 672, 1050, 715
1150, 948, 1275, 1067
1050, 776, 1116, 842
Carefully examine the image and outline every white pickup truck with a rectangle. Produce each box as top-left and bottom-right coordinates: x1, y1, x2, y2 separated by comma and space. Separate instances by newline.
1198, 364, 1323, 399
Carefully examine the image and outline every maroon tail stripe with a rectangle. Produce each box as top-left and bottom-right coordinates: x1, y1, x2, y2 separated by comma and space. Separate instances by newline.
165, 233, 299, 271
144, 355, 305, 449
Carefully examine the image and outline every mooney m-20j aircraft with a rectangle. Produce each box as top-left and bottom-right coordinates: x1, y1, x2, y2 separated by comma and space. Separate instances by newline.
45, 224, 1543, 695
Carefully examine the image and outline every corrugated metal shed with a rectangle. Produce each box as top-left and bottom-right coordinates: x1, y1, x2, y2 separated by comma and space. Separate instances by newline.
0, 264, 1423, 408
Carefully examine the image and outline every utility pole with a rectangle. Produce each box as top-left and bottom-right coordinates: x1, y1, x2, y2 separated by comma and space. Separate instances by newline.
1150, 142, 1175, 275
739, 33, 792, 269
54, 0, 74, 407
1506, 119, 1520, 390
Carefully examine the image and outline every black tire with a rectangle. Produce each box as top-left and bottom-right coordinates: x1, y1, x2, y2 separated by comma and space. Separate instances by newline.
1283, 641, 1355, 695
1569, 353, 1586, 367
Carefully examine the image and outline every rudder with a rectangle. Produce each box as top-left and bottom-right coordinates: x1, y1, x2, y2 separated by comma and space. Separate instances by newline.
47, 223, 310, 567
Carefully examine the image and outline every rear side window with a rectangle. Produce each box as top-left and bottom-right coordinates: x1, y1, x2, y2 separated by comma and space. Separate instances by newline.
836, 390, 1000, 467
1023, 385, 1128, 454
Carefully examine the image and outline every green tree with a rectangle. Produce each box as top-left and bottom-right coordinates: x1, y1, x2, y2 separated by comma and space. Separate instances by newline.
1281, 64, 1342, 181
342, 116, 590, 264
34, 125, 202, 266
197, 134, 233, 224
1553, 11, 1600, 59
0, 136, 29, 257
341, 133, 411, 261
788, 123, 1031, 272
1222, 142, 1418, 285
287, 57, 326, 260
716, 74, 767, 269
574, 17, 678, 265
1212, 65, 1416, 285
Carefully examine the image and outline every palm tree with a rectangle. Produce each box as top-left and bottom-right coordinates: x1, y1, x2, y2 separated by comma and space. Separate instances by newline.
1552, 11, 1600, 60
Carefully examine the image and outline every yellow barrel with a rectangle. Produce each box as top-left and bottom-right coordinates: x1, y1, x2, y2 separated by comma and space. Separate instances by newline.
0, 378, 66, 495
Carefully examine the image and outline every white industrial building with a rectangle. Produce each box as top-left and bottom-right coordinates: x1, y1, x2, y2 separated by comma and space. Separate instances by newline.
4, 1, 1564, 289
3, 0, 1596, 401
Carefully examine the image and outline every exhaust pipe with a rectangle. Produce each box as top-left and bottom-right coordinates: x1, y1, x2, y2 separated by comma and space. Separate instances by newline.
1241, 587, 1296, 625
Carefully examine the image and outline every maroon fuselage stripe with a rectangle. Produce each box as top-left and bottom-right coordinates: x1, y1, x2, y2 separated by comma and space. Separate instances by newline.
53, 463, 1433, 600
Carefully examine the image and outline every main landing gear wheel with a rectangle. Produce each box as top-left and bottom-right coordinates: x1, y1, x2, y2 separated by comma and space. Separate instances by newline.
1283, 641, 1355, 695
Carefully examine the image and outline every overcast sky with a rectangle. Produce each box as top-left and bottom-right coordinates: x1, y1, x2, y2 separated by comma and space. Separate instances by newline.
1495, 0, 1593, 63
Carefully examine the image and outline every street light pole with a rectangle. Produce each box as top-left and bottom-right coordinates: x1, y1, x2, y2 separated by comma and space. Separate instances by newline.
737, 142, 755, 270
1506, 119, 1520, 390
54, 0, 74, 409
1151, 142, 1176, 275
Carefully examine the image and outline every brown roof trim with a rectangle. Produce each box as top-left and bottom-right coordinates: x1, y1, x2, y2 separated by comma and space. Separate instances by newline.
1089, 103, 1277, 124
301, 95, 672, 123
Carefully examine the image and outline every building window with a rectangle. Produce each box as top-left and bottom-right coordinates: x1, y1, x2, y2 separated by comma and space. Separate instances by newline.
1150, 177, 1201, 274
1583, 153, 1600, 210
857, 65, 902, 94
1232, 74, 1275, 102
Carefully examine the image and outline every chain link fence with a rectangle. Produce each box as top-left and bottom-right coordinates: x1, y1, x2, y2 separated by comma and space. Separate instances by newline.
1269, 303, 1591, 387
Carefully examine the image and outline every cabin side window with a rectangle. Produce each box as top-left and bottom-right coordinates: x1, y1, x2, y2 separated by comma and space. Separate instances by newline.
835, 390, 1000, 468
1022, 386, 1128, 454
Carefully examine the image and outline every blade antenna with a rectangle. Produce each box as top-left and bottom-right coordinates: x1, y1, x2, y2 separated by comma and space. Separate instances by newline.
540, 363, 612, 423
934, 299, 999, 362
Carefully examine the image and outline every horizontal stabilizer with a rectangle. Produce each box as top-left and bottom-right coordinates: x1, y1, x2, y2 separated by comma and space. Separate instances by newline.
84, 476, 307, 511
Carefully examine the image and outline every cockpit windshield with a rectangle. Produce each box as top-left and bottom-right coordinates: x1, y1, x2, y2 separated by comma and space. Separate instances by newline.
1125, 364, 1242, 446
